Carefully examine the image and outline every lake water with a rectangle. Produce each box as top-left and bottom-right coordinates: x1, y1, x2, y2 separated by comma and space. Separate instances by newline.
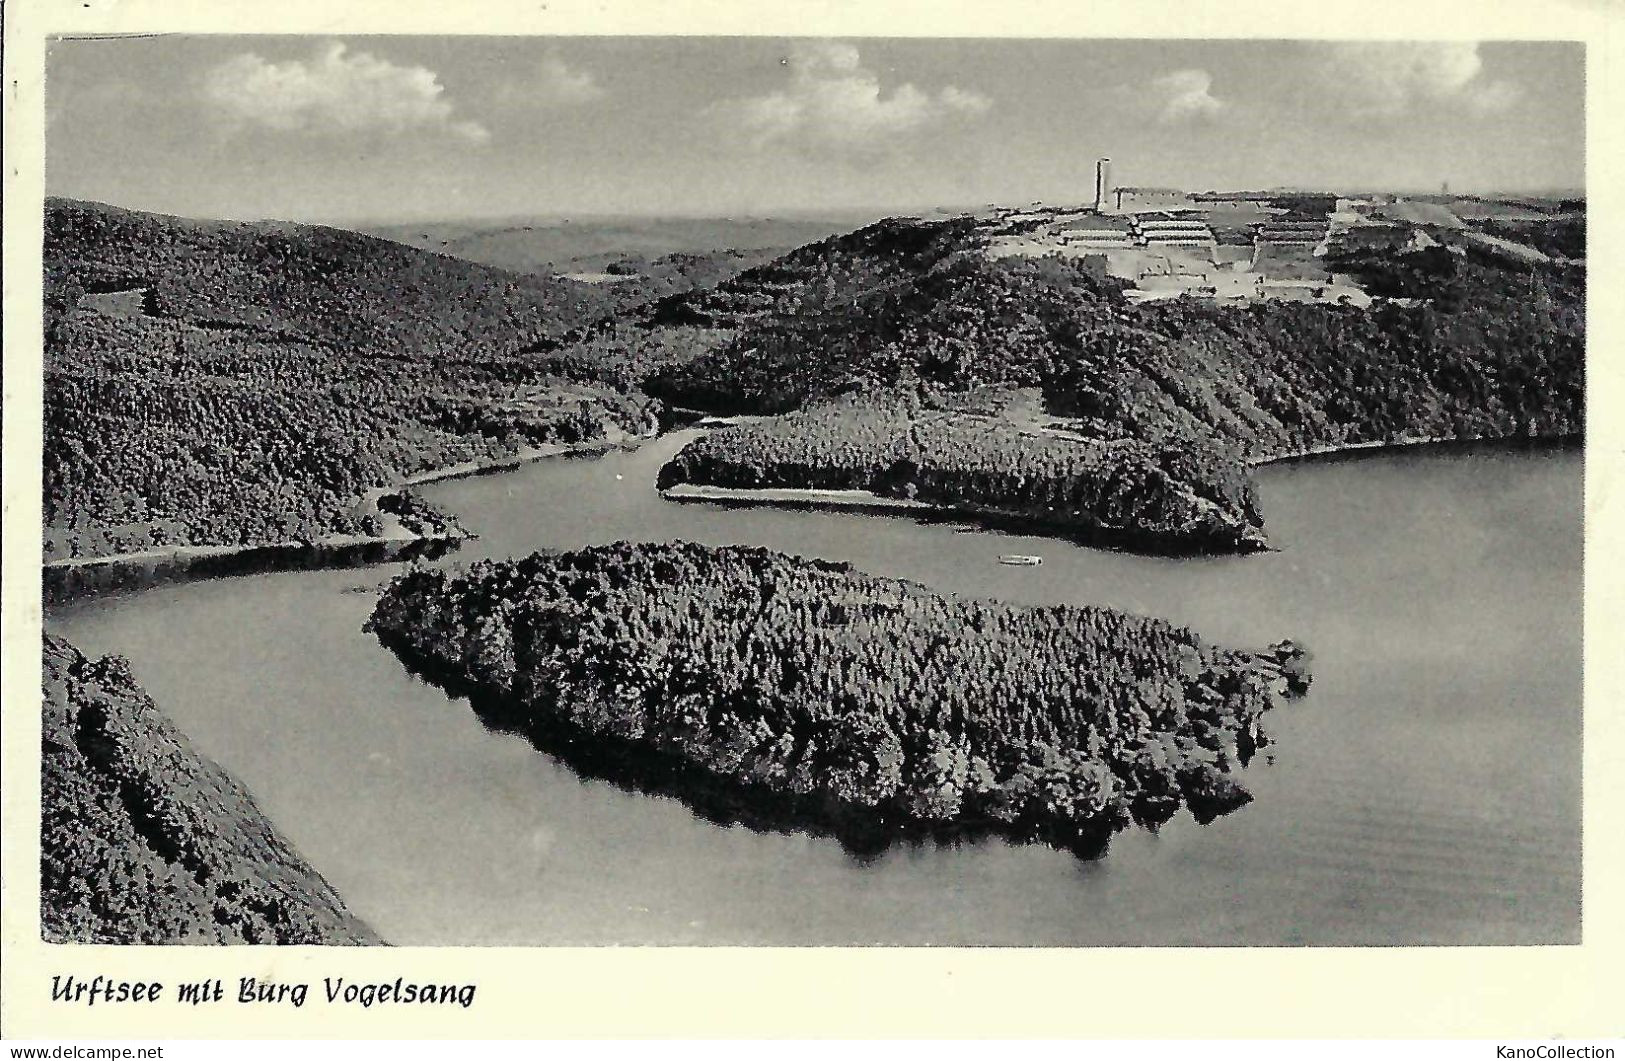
46, 433, 1583, 946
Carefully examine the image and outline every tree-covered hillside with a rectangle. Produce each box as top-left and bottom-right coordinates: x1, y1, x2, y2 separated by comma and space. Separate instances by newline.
642, 216, 1583, 550
44, 199, 658, 562
659, 391, 1264, 552
42, 634, 381, 944
42, 201, 1585, 560
46, 199, 621, 353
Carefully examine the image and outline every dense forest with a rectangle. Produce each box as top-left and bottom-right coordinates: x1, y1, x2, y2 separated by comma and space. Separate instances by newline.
642, 215, 1584, 549
367, 542, 1311, 855
41, 634, 380, 943
44, 199, 661, 562
45, 199, 624, 351
568, 247, 819, 317
660, 392, 1265, 551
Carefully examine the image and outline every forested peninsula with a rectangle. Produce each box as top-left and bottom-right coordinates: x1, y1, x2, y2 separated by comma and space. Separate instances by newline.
644, 217, 1583, 551
367, 542, 1312, 855
42, 635, 380, 944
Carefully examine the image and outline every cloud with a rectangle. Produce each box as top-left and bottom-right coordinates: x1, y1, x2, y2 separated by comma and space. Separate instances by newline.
1461, 77, 1524, 115
535, 53, 604, 104
1306, 42, 1522, 118
202, 41, 489, 143
717, 41, 990, 158
497, 52, 605, 108
1151, 69, 1226, 124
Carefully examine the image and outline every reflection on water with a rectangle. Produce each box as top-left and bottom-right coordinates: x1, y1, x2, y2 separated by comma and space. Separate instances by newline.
47, 435, 1582, 946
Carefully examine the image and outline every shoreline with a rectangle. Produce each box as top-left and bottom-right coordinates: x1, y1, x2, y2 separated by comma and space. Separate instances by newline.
658, 430, 1582, 554
44, 426, 1581, 601
42, 634, 385, 945
44, 527, 445, 573
43, 428, 654, 604
393, 432, 640, 490
660, 482, 1266, 557
660, 482, 939, 512
1250, 431, 1581, 468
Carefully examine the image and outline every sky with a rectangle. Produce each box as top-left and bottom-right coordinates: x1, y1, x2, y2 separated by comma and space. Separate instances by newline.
44, 36, 1585, 224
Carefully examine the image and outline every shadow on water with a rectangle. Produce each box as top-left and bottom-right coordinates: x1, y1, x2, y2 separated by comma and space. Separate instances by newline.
44, 537, 462, 608
374, 633, 1134, 865
662, 492, 1268, 558
1255, 432, 1582, 469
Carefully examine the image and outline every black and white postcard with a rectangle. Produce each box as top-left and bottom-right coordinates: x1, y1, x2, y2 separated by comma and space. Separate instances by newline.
3, 0, 1619, 1044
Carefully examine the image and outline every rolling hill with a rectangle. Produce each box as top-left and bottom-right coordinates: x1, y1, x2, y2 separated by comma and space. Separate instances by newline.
42, 198, 1585, 561
43, 199, 657, 563
360, 213, 880, 277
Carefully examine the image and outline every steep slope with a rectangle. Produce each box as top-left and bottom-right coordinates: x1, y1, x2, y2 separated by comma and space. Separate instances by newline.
42, 635, 381, 944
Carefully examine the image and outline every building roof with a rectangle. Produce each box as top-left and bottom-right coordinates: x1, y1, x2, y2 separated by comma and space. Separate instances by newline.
1138, 220, 1213, 230
1060, 216, 1134, 232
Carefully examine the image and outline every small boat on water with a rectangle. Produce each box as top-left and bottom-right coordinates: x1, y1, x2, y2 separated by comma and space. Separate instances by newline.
998, 554, 1044, 566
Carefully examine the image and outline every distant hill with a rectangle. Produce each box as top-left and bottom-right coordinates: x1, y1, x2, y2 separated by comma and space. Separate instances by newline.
357, 212, 888, 324
1371, 201, 1466, 230
360, 213, 881, 276
46, 198, 624, 354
